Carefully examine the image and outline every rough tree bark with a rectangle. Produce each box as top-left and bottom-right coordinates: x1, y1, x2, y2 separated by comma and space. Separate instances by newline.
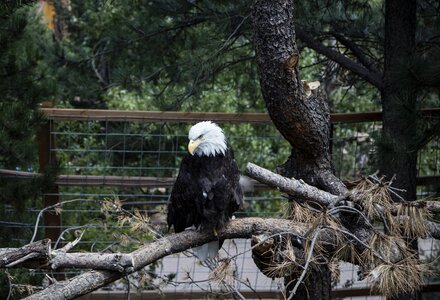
381, 0, 417, 202
252, 0, 345, 195
252, 0, 346, 299
291, 0, 418, 205
382, 2, 418, 299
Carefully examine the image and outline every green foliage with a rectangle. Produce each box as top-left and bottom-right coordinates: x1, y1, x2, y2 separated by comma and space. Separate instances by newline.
0, 6, 55, 169
0, 3, 57, 297
56, 0, 256, 109
0, 1, 58, 215
56, 0, 392, 114
51, 0, 439, 218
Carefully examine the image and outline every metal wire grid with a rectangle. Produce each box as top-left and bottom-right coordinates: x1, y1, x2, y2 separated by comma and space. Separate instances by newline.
51, 121, 287, 178
2, 115, 440, 299
418, 137, 440, 176
51, 118, 440, 181
331, 121, 380, 179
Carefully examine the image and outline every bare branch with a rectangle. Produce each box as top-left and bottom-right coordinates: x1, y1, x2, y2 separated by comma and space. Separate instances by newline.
288, 229, 320, 299
296, 27, 384, 89
30, 199, 99, 244
246, 162, 440, 216
1, 214, 436, 299
50, 252, 135, 272
22, 218, 308, 300
246, 162, 341, 206
57, 230, 85, 253
5, 252, 40, 268
0, 239, 50, 269
331, 32, 382, 75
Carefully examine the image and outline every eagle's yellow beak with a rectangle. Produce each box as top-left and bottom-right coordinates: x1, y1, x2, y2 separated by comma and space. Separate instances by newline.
188, 139, 201, 155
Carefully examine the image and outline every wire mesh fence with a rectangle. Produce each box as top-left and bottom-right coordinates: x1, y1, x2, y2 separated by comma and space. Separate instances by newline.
1, 108, 440, 299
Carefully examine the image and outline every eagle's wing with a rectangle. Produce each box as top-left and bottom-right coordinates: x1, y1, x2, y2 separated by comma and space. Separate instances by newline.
167, 155, 200, 233
198, 149, 243, 229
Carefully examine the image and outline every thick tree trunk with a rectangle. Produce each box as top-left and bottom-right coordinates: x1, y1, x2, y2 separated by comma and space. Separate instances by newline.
252, 0, 346, 298
382, 1, 419, 300
285, 264, 331, 300
381, 0, 417, 203
252, 0, 345, 196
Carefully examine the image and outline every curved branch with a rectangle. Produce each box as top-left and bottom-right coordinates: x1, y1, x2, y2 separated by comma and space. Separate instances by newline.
296, 27, 384, 90
6, 214, 438, 299
24, 218, 308, 300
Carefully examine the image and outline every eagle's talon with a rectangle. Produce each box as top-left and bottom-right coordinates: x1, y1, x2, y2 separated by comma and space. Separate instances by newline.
185, 225, 197, 231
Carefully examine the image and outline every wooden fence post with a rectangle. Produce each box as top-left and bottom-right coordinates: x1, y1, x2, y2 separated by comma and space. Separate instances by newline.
37, 101, 61, 246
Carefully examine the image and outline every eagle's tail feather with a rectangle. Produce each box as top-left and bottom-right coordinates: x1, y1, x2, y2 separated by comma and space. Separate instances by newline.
194, 241, 219, 261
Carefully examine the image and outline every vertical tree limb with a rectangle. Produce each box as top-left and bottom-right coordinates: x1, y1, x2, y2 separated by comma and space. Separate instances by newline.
252, 0, 346, 195
252, 1, 346, 299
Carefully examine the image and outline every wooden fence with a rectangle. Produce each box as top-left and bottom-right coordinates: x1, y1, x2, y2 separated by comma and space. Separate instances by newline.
1, 105, 439, 243
2, 104, 440, 298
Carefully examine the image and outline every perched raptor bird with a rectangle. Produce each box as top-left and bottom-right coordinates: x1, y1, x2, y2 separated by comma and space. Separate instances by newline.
167, 121, 243, 261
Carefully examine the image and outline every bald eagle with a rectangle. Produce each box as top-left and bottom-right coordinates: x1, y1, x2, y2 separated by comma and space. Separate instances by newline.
167, 121, 243, 261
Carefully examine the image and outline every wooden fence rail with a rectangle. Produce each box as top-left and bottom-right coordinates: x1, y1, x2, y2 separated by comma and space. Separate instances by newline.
1, 169, 439, 189
40, 107, 440, 123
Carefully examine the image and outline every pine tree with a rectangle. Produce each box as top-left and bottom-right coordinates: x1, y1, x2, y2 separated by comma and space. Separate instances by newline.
0, 2, 57, 297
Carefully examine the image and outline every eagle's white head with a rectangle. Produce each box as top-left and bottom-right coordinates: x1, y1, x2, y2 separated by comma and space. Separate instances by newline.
187, 121, 227, 157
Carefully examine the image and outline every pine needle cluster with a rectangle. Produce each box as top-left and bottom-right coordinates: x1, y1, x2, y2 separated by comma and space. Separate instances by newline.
101, 196, 156, 250
368, 260, 427, 298
208, 259, 235, 286
349, 176, 432, 297
254, 173, 434, 298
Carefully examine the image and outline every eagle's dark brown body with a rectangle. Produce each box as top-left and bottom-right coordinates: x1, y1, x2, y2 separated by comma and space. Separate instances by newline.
167, 148, 242, 234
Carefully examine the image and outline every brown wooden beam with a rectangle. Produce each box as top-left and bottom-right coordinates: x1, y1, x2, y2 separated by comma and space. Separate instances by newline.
40, 108, 273, 124
76, 291, 282, 300
40, 107, 440, 124
74, 282, 440, 300
37, 102, 61, 248
2, 169, 439, 189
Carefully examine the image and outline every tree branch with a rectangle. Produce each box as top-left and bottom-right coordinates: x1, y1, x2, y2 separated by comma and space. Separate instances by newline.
0, 239, 50, 269
426, 221, 440, 239
50, 252, 135, 272
296, 27, 384, 90
331, 32, 382, 75
23, 218, 308, 300
2, 214, 436, 299
246, 162, 440, 216
245, 162, 340, 206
